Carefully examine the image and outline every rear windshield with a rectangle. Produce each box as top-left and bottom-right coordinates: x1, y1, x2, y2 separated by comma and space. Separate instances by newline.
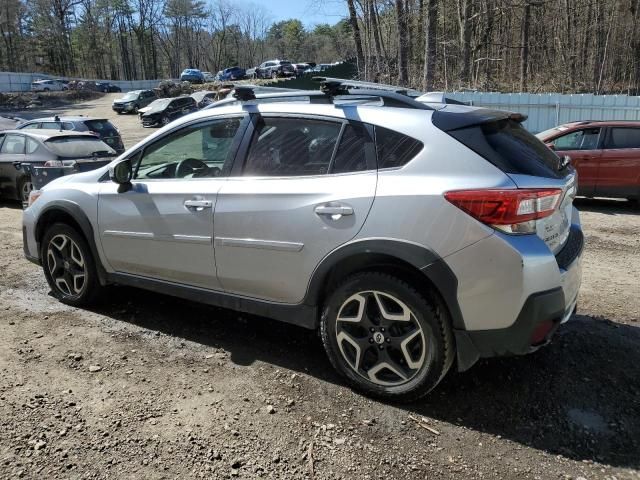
83, 120, 118, 137
448, 119, 563, 179
45, 136, 115, 158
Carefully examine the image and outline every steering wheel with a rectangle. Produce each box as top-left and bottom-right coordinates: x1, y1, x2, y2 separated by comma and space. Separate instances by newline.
175, 158, 208, 178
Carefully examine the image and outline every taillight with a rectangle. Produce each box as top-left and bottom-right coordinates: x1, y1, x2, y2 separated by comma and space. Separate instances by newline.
444, 188, 562, 234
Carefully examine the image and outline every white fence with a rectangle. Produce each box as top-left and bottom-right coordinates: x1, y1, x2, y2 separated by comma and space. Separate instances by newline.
446, 92, 640, 133
0, 71, 159, 93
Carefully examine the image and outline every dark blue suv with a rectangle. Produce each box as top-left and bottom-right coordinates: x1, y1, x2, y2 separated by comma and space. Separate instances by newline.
219, 67, 246, 81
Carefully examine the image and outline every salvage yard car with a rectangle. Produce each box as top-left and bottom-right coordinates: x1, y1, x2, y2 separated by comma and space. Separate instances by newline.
17, 116, 125, 154
180, 68, 205, 84
140, 96, 198, 127
537, 120, 640, 203
22, 79, 583, 402
30, 79, 66, 92
1, 130, 115, 202
112, 90, 157, 114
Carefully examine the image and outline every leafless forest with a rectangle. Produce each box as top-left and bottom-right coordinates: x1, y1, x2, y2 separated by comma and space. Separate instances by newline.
1, 0, 639, 94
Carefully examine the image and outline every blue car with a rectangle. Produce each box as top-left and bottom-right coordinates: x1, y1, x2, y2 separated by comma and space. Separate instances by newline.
180, 68, 204, 84
219, 67, 246, 81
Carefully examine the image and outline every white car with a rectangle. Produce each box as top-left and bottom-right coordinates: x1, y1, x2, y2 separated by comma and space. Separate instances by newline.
202, 71, 216, 82
31, 80, 66, 92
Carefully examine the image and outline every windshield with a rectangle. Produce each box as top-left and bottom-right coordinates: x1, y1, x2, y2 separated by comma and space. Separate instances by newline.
145, 99, 171, 113
535, 126, 570, 140
120, 92, 140, 101
44, 136, 116, 158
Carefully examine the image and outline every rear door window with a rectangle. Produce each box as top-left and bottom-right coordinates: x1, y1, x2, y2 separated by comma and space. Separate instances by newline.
243, 117, 341, 176
374, 126, 423, 169
331, 123, 373, 173
604, 127, 640, 149
0, 134, 25, 154
553, 128, 601, 150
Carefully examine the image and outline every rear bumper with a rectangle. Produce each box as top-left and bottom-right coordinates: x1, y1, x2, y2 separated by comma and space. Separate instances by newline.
448, 214, 584, 371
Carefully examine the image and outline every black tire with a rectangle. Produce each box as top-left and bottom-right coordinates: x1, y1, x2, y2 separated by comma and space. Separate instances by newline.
271, 71, 278, 79
41, 223, 102, 307
161, 115, 170, 126
133, 104, 139, 114
320, 272, 454, 402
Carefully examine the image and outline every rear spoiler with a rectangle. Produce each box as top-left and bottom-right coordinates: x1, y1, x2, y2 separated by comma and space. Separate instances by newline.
432, 108, 528, 131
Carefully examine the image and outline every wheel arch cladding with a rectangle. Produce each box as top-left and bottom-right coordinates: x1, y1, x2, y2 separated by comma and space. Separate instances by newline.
305, 239, 464, 332
36, 201, 108, 285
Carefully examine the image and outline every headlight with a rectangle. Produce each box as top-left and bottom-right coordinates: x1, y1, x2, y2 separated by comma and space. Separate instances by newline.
28, 190, 42, 207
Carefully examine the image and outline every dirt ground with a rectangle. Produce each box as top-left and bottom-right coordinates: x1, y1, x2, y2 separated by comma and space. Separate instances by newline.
0, 95, 639, 479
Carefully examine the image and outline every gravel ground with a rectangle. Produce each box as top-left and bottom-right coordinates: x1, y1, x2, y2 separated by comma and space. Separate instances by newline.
0, 95, 639, 479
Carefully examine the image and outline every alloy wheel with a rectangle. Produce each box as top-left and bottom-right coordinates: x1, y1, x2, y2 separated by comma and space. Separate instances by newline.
21, 181, 33, 203
46, 234, 87, 297
335, 291, 429, 386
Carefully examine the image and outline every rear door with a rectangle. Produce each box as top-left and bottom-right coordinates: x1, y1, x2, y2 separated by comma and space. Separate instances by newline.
98, 116, 247, 288
596, 126, 640, 198
550, 127, 602, 197
213, 114, 377, 303
0, 133, 26, 199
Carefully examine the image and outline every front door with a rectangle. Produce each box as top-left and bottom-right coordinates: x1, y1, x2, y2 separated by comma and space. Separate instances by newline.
596, 127, 640, 198
98, 116, 247, 289
214, 115, 377, 304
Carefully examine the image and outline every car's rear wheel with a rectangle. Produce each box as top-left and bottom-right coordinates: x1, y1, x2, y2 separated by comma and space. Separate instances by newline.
41, 223, 102, 306
320, 272, 454, 402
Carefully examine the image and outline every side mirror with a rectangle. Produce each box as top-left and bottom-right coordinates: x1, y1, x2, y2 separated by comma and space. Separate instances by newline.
546, 143, 555, 150
109, 159, 132, 184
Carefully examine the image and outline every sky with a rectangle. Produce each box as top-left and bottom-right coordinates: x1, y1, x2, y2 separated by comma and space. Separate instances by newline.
245, 0, 349, 27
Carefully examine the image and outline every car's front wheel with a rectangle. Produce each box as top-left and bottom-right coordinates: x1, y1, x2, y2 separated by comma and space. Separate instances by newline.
17, 177, 33, 204
41, 223, 102, 306
320, 272, 454, 402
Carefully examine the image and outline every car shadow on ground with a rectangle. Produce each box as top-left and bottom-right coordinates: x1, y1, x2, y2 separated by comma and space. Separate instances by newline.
89, 286, 640, 469
575, 197, 639, 216
0, 199, 23, 210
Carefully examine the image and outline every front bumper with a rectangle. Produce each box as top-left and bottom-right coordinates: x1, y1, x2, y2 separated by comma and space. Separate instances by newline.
22, 210, 40, 265
112, 103, 134, 113
450, 221, 584, 371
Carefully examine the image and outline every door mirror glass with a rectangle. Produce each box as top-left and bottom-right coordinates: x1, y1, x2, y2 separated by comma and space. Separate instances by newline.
110, 159, 132, 184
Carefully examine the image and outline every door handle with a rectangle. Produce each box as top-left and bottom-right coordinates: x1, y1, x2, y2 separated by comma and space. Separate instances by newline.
184, 199, 212, 210
314, 204, 354, 217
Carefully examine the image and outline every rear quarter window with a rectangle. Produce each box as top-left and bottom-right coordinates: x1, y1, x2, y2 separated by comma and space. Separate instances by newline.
374, 126, 423, 169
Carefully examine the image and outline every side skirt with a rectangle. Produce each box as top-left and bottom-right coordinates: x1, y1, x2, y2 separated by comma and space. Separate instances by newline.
107, 272, 318, 330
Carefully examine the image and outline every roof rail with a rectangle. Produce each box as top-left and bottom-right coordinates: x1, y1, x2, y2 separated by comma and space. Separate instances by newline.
208, 78, 436, 111
312, 77, 433, 110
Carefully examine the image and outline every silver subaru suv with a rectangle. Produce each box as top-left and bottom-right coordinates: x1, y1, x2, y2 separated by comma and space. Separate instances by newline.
22, 80, 583, 402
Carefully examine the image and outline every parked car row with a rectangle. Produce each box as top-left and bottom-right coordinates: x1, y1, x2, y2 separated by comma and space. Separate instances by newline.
178, 60, 336, 84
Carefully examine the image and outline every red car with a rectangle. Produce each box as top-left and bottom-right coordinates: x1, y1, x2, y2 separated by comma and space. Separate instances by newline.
536, 121, 640, 202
